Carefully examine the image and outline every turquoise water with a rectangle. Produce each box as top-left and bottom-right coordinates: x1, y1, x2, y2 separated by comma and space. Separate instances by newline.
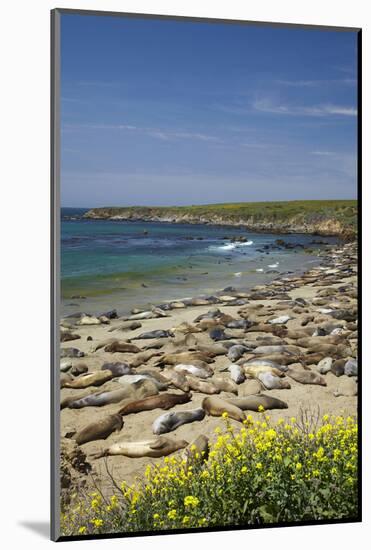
61, 208, 339, 316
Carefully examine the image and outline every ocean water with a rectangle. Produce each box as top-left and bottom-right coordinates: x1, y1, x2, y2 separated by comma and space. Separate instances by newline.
61, 208, 339, 316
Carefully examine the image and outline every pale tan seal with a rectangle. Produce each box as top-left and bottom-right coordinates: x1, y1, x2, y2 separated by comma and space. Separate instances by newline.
129, 350, 163, 367
202, 396, 246, 422
91, 436, 188, 459
162, 369, 190, 392
212, 376, 238, 394
238, 379, 262, 397
286, 368, 326, 386
74, 414, 123, 445
186, 376, 219, 394
63, 370, 113, 389
244, 365, 285, 378
226, 394, 288, 410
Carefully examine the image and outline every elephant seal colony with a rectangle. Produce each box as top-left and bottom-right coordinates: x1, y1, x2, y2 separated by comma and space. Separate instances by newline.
60, 241, 358, 495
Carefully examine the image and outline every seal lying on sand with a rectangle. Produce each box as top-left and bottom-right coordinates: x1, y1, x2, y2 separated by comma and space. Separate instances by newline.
91, 436, 188, 459
226, 394, 288, 411
74, 414, 123, 445
134, 329, 174, 340
61, 347, 84, 358
63, 370, 113, 389
156, 352, 214, 366
174, 364, 212, 379
185, 376, 219, 394
257, 372, 291, 390
162, 369, 190, 392
202, 396, 245, 422
68, 380, 158, 408
117, 392, 191, 415
212, 376, 238, 394
104, 342, 141, 353
286, 368, 326, 386
101, 362, 132, 376
129, 350, 163, 368
153, 408, 205, 434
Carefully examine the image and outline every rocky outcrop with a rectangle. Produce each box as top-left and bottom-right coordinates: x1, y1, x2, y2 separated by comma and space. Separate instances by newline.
83, 202, 357, 239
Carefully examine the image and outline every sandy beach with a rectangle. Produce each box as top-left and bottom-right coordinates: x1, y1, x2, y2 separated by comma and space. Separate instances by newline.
59, 241, 358, 499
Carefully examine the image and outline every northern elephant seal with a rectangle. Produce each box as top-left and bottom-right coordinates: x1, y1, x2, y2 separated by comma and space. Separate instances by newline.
104, 342, 141, 353
70, 363, 89, 376
156, 352, 214, 366
257, 372, 291, 390
286, 368, 326, 386
174, 364, 212, 379
202, 396, 245, 422
129, 350, 163, 368
227, 394, 288, 411
212, 376, 238, 394
228, 364, 246, 384
238, 379, 262, 396
153, 408, 205, 434
162, 370, 190, 392
74, 414, 123, 445
185, 376, 219, 394
117, 392, 191, 415
316, 357, 333, 374
60, 347, 84, 358
63, 370, 113, 389
101, 362, 132, 376
134, 329, 174, 340
91, 436, 188, 459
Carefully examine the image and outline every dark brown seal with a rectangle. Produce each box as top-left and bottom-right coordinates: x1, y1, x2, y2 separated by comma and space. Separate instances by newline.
74, 414, 123, 445
117, 392, 191, 415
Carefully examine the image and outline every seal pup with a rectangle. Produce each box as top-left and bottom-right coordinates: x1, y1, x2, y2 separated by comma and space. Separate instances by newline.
117, 392, 191, 415
316, 357, 333, 375
228, 364, 246, 384
129, 350, 163, 368
156, 352, 214, 366
286, 368, 326, 386
244, 365, 285, 378
134, 329, 174, 340
162, 370, 190, 392
61, 347, 84, 358
257, 372, 291, 390
227, 344, 249, 362
331, 359, 346, 377
226, 394, 288, 411
70, 363, 89, 376
74, 414, 123, 445
238, 379, 262, 397
117, 374, 168, 391
61, 331, 81, 343
185, 376, 219, 394
104, 342, 141, 353
153, 408, 205, 435
212, 376, 238, 394
63, 370, 113, 389
243, 358, 288, 373
174, 364, 212, 379
91, 436, 188, 459
101, 362, 132, 377
202, 396, 245, 422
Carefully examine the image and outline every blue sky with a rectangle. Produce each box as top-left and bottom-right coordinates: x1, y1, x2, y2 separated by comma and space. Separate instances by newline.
60, 14, 358, 207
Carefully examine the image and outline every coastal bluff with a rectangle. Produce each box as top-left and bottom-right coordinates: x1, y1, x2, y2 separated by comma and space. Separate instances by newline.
83, 200, 357, 239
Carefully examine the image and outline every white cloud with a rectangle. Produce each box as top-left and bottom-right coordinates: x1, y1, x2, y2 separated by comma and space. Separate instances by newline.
62, 122, 222, 143
253, 98, 357, 117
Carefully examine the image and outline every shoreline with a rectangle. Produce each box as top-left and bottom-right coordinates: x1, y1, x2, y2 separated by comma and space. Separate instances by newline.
60, 240, 358, 506
81, 200, 357, 239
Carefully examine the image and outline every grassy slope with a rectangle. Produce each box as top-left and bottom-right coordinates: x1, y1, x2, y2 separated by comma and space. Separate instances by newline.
84, 200, 357, 238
